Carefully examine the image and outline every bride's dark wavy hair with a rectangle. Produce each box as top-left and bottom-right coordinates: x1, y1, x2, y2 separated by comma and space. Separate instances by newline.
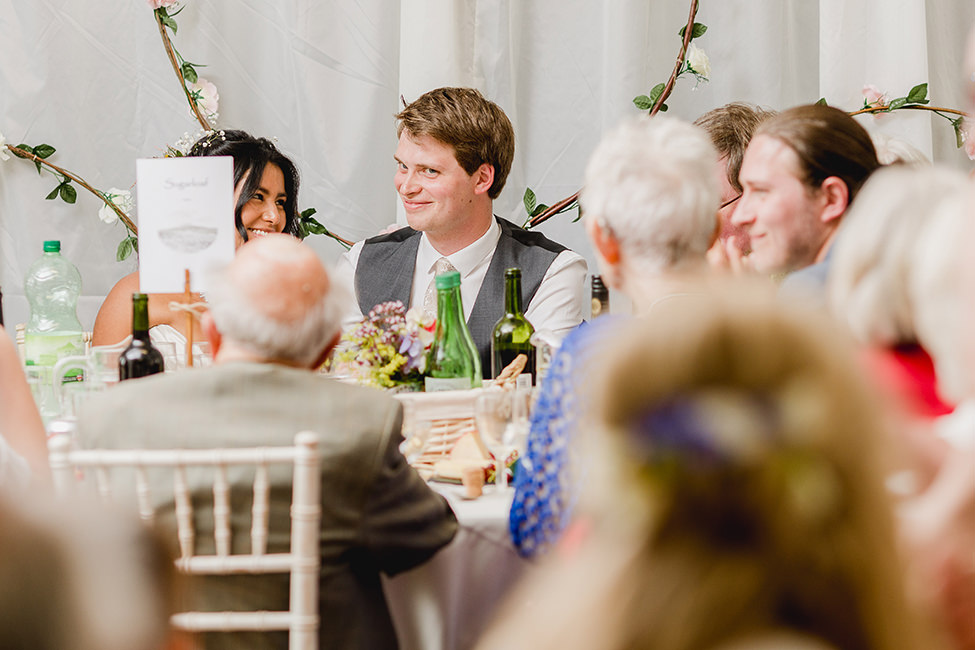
189, 129, 301, 242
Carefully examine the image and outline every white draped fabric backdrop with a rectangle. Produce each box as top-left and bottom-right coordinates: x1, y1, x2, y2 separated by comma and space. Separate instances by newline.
2, 0, 973, 330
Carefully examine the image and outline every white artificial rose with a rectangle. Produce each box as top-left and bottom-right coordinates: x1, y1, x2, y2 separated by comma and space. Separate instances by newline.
686, 44, 711, 81
0, 130, 9, 162
99, 188, 133, 224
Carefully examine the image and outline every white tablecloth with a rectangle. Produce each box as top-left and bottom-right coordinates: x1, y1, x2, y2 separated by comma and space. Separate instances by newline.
383, 484, 531, 650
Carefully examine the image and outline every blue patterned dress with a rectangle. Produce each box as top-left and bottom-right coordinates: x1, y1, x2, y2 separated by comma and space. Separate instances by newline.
508, 316, 621, 557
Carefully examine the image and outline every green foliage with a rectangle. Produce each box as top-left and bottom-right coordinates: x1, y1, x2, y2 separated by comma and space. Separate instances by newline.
888, 97, 908, 110
33, 144, 55, 158
181, 62, 198, 84
522, 187, 549, 219
13, 142, 56, 173
633, 83, 668, 113
952, 117, 965, 148
157, 8, 178, 33
678, 22, 708, 39
296, 207, 348, 248
44, 179, 76, 204
523, 187, 537, 214
298, 207, 327, 238
906, 83, 928, 104
815, 97, 828, 106
876, 83, 930, 113
116, 235, 138, 262
59, 183, 77, 203
647, 82, 667, 112
633, 94, 653, 110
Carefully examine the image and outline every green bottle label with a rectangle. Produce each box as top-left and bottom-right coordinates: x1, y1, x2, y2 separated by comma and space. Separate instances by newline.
424, 376, 473, 392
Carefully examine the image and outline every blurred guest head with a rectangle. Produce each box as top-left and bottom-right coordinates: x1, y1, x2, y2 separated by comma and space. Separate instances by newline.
910, 180, 975, 404
189, 129, 302, 245
580, 116, 718, 309
694, 102, 776, 257
481, 290, 925, 650
870, 133, 930, 167
0, 497, 177, 650
204, 234, 345, 368
733, 104, 880, 275
829, 165, 968, 350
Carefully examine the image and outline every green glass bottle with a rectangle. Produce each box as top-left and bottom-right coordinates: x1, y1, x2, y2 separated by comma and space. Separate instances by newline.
424, 270, 482, 391
118, 293, 165, 381
591, 274, 610, 318
491, 268, 536, 381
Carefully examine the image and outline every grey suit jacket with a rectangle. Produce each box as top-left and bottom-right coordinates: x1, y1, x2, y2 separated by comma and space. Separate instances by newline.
77, 362, 458, 650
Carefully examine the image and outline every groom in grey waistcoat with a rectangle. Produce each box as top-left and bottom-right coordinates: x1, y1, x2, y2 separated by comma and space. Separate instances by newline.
335, 87, 587, 378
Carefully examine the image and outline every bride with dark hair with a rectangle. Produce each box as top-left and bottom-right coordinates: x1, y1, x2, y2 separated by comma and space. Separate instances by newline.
92, 130, 302, 350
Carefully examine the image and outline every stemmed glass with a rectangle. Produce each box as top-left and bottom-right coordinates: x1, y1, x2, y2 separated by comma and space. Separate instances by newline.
399, 399, 433, 467
504, 387, 532, 460
474, 390, 515, 490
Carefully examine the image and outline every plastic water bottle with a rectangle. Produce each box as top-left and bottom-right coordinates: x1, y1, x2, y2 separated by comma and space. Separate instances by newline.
24, 241, 84, 418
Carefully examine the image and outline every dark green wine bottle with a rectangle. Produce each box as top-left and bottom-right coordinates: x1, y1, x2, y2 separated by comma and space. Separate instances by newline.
591, 274, 610, 318
425, 270, 482, 391
118, 293, 165, 381
491, 268, 535, 381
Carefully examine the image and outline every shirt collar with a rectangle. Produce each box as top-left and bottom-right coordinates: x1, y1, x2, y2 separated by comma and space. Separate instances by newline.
417, 218, 501, 278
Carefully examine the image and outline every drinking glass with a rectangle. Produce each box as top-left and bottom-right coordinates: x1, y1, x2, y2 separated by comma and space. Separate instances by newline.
474, 390, 514, 490
504, 387, 532, 459
399, 399, 433, 466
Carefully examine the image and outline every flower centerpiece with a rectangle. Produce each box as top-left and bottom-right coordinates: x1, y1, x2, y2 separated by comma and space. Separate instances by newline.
333, 301, 435, 390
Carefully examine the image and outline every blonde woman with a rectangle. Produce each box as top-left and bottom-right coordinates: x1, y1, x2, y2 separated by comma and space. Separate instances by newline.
483, 290, 934, 650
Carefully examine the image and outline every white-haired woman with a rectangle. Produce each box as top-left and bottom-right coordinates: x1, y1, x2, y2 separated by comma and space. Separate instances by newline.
510, 115, 721, 557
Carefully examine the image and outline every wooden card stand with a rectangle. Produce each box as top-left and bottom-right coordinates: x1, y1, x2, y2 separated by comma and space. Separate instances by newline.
183, 269, 194, 367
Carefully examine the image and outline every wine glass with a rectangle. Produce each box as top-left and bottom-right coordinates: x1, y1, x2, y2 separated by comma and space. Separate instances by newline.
399, 399, 433, 466
474, 390, 514, 490
502, 387, 532, 461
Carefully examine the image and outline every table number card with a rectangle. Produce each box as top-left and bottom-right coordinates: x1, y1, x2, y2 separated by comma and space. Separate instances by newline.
135, 156, 236, 293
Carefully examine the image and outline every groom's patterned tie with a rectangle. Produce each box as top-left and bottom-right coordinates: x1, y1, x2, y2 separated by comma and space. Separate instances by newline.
423, 257, 458, 319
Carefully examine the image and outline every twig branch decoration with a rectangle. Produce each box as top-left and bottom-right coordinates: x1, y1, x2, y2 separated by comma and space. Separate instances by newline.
525, 0, 702, 229
154, 7, 213, 132
5, 145, 137, 235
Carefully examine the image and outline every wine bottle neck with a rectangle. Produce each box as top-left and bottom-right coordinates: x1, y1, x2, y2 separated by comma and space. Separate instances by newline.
131, 295, 151, 339
504, 274, 523, 315
436, 285, 465, 331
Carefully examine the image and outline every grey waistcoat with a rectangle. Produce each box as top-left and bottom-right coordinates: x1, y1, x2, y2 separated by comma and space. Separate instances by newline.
355, 217, 567, 378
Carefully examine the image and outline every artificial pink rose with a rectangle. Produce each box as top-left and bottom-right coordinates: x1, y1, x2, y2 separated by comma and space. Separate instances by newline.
862, 84, 888, 107
147, 0, 178, 9
961, 120, 975, 160
189, 78, 219, 121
